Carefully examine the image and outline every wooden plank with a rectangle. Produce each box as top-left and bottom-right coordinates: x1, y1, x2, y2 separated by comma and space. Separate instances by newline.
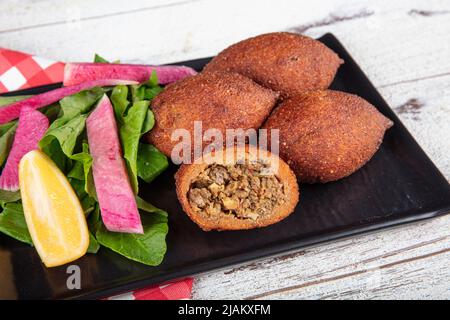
379, 75, 450, 179
192, 215, 450, 299
0, 0, 449, 85
0, 0, 193, 32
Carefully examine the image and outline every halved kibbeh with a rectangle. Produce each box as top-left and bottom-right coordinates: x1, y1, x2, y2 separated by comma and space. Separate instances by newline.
175, 145, 299, 231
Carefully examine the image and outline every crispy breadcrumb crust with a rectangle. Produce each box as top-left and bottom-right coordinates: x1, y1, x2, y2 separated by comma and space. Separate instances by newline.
203, 32, 343, 97
175, 145, 299, 231
263, 90, 393, 183
146, 71, 279, 157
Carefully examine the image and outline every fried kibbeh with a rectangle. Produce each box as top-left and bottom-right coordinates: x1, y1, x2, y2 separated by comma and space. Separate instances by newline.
175, 145, 299, 231
203, 32, 343, 97
263, 90, 393, 183
146, 71, 278, 158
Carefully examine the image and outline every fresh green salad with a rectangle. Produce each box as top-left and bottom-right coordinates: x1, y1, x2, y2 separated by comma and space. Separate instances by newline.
0, 55, 170, 266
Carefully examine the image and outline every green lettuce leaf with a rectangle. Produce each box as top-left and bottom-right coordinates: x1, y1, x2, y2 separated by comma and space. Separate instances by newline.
40, 89, 103, 164
0, 202, 32, 245
88, 205, 101, 233
0, 120, 17, 136
87, 233, 100, 254
130, 70, 162, 102
131, 86, 161, 102
0, 189, 21, 206
142, 109, 155, 134
0, 122, 17, 167
96, 208, 168, 266
40, 138, 68, 171
48, 88, 103, 131
114, 70, 163, 192
137, 143, 168, 183
68, 178, 95, 216
93, 54, 109, 63
86, 205, 101, 254
40, 114, 87, 158
41, 103, 61, 121
119, 100, 150, 194
130, 85, 145, 102
71, 142, 96, 197
0, 95, 30, 107
147, 70, 159, 87
68, 180, 98, 253
93, 54, 119, 64
110, 85, 129, 122
67, 161, 84, 181
143, 86, 163, 101
135, 196, 168, 216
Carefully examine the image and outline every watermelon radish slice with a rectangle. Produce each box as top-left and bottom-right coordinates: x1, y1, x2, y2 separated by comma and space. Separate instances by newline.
0, 107, 49, 191
87, 95, 143, 234
0, 79, 137, 125
63, 63, 197, 86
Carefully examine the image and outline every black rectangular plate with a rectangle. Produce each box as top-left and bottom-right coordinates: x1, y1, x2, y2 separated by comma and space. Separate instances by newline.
1, 33, 449, 300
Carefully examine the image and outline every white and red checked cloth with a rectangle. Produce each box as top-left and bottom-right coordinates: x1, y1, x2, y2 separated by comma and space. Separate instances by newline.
0, 48, 65, 92
0, 47, 194, 300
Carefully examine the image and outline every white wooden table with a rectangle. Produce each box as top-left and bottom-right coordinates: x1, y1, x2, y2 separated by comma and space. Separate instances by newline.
1, 0, 449, 300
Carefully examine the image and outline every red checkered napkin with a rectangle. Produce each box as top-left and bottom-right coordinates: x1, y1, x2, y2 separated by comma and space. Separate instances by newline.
0, 48, 65, 93
0, 48, 193, 300
107, 278, 194, 300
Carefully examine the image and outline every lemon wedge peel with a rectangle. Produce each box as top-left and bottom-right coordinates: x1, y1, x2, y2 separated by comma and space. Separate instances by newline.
19, 150, 89, 267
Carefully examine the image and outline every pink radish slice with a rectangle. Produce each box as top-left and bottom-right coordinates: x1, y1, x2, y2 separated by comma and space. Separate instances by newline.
63, 63, 197, 86
86, 95, 143, 234
0, 107, 49, 191
0, 79, 137, 125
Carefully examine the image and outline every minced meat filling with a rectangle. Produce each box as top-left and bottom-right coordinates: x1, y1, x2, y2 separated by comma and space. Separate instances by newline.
188, 162, 286, 220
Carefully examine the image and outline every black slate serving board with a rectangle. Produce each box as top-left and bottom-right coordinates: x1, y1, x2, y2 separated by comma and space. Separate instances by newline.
0, 33, 449, 299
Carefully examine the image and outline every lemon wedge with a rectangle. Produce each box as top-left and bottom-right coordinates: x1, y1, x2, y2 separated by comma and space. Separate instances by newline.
19, 150, 89, 267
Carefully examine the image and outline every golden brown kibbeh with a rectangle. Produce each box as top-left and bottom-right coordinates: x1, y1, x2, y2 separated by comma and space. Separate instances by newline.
146, 71, 278, 158
175, 145, 299, 231
262, 90, 393, 183
203, 32, 343, 97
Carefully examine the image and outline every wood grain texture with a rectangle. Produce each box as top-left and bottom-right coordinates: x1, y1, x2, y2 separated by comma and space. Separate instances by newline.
0, 0, 449, 300
193, 215, 450, 299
